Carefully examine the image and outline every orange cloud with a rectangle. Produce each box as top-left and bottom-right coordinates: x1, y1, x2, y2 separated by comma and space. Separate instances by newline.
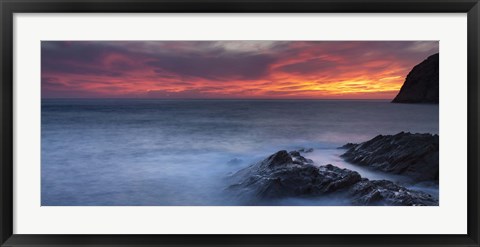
41, 41, 439, 99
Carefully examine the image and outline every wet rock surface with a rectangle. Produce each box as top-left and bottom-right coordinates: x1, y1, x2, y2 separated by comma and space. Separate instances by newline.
340, 132, 439, 183
228, 150, 438, 206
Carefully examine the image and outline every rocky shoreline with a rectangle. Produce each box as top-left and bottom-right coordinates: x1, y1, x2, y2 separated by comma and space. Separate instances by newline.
341, 132, 438, 183
227, 132, 439, 206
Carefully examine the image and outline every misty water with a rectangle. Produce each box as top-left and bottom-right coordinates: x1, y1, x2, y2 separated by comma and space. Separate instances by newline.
41, 99, 439, 206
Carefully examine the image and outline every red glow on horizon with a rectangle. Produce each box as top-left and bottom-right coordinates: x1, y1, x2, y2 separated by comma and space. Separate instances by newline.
41, 41, 439, 99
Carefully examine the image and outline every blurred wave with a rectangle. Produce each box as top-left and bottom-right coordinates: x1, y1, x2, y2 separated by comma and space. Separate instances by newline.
41, 99, 438, 205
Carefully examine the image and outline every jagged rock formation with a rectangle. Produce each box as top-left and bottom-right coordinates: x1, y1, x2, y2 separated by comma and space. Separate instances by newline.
341, 132, 439, 182
392, 53, 439, 103
228, 150, 437, 206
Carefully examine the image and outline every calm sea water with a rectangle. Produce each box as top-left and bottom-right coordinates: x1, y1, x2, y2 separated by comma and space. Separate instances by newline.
41, 99, 439, 206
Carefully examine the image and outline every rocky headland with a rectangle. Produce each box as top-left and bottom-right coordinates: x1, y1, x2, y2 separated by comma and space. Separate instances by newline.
228, 150, 438, 206
392, 53, 439, 103
341, 132, 439, 183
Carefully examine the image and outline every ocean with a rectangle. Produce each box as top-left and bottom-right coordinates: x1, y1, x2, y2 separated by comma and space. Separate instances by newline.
41, 99, 439, 206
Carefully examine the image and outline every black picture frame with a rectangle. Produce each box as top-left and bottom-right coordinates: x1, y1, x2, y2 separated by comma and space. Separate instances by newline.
1, 0, 479, 246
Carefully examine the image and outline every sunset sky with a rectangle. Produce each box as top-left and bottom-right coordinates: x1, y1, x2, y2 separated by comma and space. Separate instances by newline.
41, 41, 438, 99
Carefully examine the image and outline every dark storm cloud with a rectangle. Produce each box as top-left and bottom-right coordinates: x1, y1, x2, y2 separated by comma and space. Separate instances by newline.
41, 41, 131, 77
147, 53, 275, 80
42, 41, 277, 81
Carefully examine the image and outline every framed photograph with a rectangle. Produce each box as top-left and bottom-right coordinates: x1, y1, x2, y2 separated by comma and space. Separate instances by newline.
1, 0, 479, 246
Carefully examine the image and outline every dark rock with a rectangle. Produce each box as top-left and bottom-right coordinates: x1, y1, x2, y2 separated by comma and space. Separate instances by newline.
227, 158, 243, 165
392, 53, 439, 103
350, 179, 437, 206
228, 150, 320, 199
341, 132, 439, 183
340, 143, 356, 149
297, 147, 314, 153
228, 150, 438, 206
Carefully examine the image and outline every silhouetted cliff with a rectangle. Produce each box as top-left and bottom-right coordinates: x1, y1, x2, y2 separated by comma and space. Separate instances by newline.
392, 53, 439, 103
